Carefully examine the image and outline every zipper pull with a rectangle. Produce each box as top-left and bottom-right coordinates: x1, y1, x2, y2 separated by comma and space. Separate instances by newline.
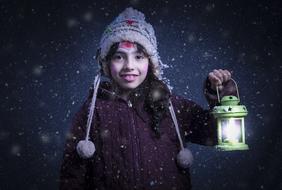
127, 100, 132, 107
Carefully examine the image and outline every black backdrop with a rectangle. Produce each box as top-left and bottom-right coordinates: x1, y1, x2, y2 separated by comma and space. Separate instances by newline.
1, 0, 281, 189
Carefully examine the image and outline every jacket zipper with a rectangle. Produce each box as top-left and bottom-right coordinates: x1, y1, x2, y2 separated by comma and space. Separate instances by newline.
128, 102, 141, 188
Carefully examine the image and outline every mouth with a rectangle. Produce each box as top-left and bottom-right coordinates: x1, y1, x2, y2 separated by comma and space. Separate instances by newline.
120, 74, 139, 82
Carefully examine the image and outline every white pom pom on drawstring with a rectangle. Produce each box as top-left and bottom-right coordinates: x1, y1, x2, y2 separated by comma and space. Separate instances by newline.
76, 140, 96, 159
76, 75, 100, 159
168, 100, 193, 169
176, 148, 193, 169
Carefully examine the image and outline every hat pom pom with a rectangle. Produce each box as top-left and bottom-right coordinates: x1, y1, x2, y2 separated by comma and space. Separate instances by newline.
76, 140, 96, 159
177, 148, 193, 169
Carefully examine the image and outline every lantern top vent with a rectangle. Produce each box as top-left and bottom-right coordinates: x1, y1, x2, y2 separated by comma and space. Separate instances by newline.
220, 95, 240, 106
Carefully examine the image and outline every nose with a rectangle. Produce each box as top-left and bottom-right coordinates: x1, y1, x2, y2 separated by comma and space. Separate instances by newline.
123, 57, 134, 71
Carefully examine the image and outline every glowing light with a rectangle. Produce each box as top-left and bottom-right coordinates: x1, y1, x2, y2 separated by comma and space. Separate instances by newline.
222, 119, 241, 143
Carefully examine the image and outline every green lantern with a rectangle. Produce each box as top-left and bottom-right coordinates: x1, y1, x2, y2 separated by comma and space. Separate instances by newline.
212, 79, 249, 151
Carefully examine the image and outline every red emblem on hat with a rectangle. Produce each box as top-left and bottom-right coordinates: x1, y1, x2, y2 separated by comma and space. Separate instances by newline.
126, 19, 135, 25
119, 41, 135, 49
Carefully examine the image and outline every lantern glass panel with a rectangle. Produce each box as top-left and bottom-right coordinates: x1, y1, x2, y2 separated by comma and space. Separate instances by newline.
221, 118, 243, 143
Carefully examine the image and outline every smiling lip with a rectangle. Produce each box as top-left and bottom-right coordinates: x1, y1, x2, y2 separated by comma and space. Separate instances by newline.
120, 74, 139, 82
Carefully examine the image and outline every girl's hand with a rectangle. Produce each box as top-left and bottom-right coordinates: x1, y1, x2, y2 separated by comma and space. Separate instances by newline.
208, 69, 232, 91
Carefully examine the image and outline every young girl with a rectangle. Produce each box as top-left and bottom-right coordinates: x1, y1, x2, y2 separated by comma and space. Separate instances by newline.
60, 7, 235, 190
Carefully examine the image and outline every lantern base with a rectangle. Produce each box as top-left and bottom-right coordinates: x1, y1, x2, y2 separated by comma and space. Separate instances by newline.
216, 143, 249, 151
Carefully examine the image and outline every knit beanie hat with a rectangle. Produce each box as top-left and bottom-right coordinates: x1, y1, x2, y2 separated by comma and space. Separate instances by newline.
97, 7, 164, 79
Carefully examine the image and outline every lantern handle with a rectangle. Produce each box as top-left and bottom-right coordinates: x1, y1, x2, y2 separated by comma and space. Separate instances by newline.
216, 78, 240, 103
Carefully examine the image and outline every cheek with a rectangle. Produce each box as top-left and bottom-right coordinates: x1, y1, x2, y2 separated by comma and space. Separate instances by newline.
140, 63, 149, 75
109, 63, 119, 76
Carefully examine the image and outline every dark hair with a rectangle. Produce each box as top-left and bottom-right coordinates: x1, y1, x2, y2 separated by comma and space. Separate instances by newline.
145, 69, 171, 138
105, 42, 171, 138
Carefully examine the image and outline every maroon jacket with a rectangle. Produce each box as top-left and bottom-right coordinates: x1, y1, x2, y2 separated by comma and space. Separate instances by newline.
59, 79, 236, 190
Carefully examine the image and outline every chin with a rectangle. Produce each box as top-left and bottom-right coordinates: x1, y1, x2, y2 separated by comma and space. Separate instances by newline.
120, 83, 139, 90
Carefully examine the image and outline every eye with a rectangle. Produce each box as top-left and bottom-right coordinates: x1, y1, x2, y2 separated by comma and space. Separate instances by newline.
112, 54, 123, 61
135, 54, 145, 60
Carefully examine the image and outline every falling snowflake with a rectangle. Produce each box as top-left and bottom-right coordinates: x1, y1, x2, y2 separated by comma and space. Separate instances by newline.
32, 65, 43, 76
83, 12, 93, 22
41, 133, 50, 144
67, 18, 79, 28
11, 144, 21, 156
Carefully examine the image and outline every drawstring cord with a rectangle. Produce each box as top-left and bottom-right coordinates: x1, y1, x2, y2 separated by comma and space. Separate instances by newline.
168, 98, 193, 168
168, 99, 185, 150
85, 74, 101, 141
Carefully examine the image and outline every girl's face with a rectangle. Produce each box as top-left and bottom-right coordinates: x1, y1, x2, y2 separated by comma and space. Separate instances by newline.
109, 41, 149, 91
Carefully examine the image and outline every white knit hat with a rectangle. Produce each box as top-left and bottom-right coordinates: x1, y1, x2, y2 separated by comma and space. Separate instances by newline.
97, 7, 164, 79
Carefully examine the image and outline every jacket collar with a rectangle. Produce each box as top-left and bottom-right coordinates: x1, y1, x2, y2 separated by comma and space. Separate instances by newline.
96, 81, 149, 123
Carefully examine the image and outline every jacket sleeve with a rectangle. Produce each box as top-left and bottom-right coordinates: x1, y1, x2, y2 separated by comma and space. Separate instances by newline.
180, 78, 237, 146
59, 91, 105, 190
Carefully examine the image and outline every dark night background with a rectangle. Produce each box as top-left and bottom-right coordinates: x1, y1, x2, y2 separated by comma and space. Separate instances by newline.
1, 0, 281, 189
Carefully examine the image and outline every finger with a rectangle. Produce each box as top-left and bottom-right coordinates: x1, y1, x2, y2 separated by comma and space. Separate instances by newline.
224, 69, 232, 80
218, 69, 229, 82
208, 72, 222, 86
212, 69, 224, 83
223, 69, 231, 82
209, 72, 224, 91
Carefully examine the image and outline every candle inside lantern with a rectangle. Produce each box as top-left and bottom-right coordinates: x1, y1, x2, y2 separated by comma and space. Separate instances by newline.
221, 118, 242, 143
